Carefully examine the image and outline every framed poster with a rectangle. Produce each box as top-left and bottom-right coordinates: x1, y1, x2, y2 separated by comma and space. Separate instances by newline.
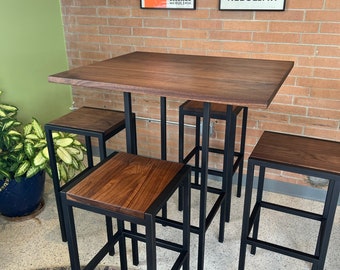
141, 0, 196, 9
219, 0, 286, 11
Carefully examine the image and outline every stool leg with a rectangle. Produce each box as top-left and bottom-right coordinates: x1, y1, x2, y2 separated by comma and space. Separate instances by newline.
145, 213, 156, 269
85, 136, 94, 168
97, 136, 117, 256
131, 223, 139, 265
131, 113, 138, 154
250, 166, 266, 255
224, 105, 237, 223
61, 196, 81, 270
117, 220, 128, 270
45, 127, 67, 241
98, 135, 107, 161
194, 116, 201, 185
178, 107, 185, 211
239, 160, 256, 270
183, 169, 191, 270
124, 92, 137, 154
178, 114, 200, 212
160, 97, 168, 219
106, 216, 115, 256
312, 180, 340, 270
123, 92, 140, 265
197, 102, 211, 270
236, 107, 248, 197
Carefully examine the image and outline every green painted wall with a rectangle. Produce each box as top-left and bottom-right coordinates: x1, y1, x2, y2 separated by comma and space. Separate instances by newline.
0, 0, 72, 125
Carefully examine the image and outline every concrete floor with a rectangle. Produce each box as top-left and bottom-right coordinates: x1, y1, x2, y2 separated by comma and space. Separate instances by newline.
0, 177, 339, 270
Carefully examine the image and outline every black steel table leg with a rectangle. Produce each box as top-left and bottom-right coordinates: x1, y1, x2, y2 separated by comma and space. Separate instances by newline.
197, 102, 211, 270
224, 105, 237, 223
160, 97, 167, 218
239, 160, 256, 270
123, 92, 139, 265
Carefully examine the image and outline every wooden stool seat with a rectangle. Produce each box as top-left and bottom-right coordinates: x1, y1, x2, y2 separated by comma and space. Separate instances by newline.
181, 100, 240, 119
67, 152, 186, 219
239, 131, 340, 270
249, 131, 340, 175
48, 106, 126, 136
61, 152, 191, 270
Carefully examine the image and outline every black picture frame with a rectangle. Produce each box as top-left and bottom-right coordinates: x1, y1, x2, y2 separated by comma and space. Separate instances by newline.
219, 0, 286, 11
141, 0, 196, 10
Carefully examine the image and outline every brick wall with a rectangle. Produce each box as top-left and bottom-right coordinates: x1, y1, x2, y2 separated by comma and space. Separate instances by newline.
59, 0, 340, 187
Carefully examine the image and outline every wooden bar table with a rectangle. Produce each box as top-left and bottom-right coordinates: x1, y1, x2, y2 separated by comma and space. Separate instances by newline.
49, 51, 294, 269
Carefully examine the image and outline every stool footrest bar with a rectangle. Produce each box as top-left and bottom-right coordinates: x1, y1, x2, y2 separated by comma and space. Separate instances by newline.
84, 241, 117, 270
260, 201, 323, 221
246, 237, 319, 264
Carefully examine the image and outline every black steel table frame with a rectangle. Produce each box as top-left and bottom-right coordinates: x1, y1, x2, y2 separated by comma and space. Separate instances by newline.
123, 92, 241, 270
239, 158, 340, 270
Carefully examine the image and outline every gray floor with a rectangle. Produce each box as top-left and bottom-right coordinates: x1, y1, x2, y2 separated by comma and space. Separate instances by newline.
0, 177, 339, 270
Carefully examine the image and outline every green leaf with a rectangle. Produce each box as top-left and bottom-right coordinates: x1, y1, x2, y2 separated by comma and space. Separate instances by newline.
0, 104, 18, 112
23, 123, 33, 135
31, 118, 44, 139
2, 119, 15, 131
0, 109, 6, 117
64, 146, 80, 155
72, 158, 80, 170
0, 168, 11, 179
13, 142, 24, 151
24, 143, 34, 158
26, 166, 41, 178
57, 147, 73, 164
14, 160, 30, 177
33, 151, 47, 166
33, 139, 47, 148
8, 130, 22, 137
55, 137, 73, 147
42, 146, 49, 159
57, 163, 67, 183
25, 134, 39, 140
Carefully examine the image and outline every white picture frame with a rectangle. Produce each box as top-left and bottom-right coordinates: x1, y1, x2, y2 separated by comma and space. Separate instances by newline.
219, 0, 286, 11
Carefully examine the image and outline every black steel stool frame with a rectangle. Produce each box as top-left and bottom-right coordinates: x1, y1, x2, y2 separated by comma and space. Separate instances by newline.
60, 154, 192, 270
44, 111, 136, 242
178, 102, 248, 236
179, 102, 247, 194
239, 157, 340, 270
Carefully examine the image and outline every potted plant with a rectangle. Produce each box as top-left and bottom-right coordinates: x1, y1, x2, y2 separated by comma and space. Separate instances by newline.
0, 90, 86, 218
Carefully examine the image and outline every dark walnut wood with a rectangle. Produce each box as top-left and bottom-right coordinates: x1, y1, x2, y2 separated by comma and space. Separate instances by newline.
66, 152, 185, 219
251, 131, 340, 176
48, 107, 125, 136
181, 100, 241, 116
49, 52, 294, 109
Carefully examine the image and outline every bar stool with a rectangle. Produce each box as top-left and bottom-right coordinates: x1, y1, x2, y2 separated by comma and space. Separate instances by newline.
178, 101, 247, 221
61, 152, 191, 270
239, 131, 340, 270
45, 106, 136, 241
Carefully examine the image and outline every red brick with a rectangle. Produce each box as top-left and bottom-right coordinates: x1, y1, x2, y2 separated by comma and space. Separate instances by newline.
59, 0, 340, 187
306, 11, 340, 22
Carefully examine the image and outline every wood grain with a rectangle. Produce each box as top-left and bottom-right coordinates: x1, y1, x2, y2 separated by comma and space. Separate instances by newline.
48, 107, 125, 136
66, 152, 185, 219
251, 131, 340, 175
181, 100, 241, 116
49, 52, 294, 109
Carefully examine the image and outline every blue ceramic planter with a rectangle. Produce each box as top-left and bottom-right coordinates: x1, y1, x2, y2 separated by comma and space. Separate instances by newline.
0, 171, 45, 217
